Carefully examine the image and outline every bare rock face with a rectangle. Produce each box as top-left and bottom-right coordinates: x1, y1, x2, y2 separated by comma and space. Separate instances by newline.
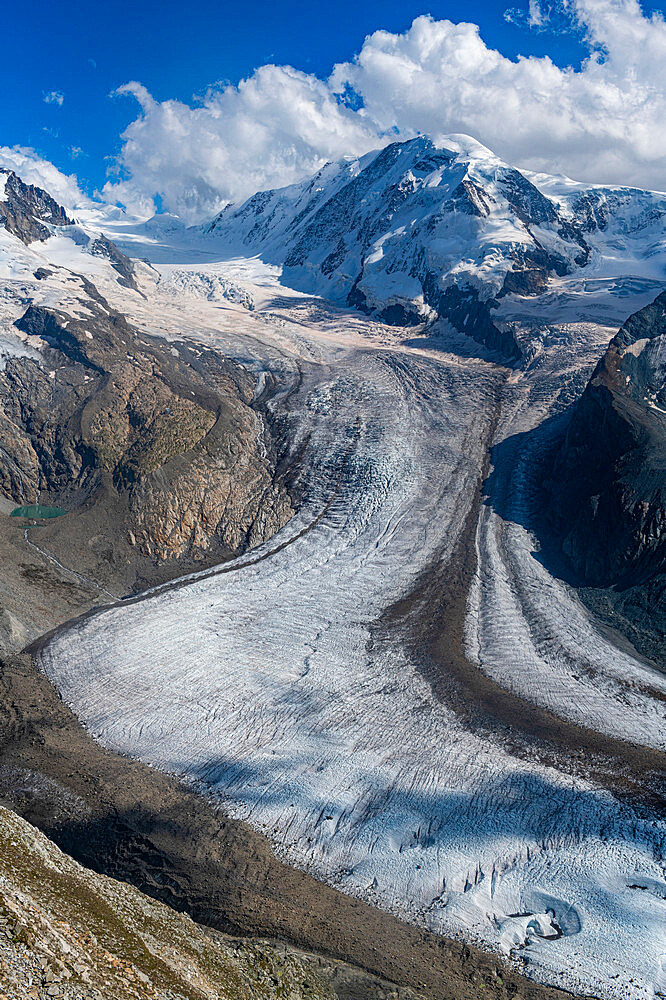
0, 169, 73, 244
0, 289, 293, 590
544, 290, 666, 656
90, 232, 140, 289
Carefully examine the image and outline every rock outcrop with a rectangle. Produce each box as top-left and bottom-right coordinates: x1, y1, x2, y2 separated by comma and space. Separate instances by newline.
0, 289, 293, 592
90, 233, 140, 290
544, 290, 666, 655
0, 170, 73, 244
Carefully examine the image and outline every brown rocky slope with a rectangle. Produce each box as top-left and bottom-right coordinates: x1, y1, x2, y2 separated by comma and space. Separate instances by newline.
0, 285, 293, 596
0, 804, 339, 1000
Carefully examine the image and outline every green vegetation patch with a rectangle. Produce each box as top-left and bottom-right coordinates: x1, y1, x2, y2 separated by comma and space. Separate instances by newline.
10, 504, 67, 519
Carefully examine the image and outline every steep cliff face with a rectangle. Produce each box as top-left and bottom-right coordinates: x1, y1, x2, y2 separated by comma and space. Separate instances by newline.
0, 169, 73, 244
545, 291, 666, 651
0, 290, 293, 592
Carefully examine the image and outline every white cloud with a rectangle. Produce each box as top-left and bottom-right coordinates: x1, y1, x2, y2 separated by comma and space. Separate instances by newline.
332, 2, 666, 190
103, 69, 378, 221
528, 0, 547, 27
504, 1, 573, 30
104, 0, 666, 222
43, 91, 65, 107
0, 146, 90, 210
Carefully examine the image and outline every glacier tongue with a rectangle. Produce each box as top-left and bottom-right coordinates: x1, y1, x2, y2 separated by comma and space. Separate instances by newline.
35, 256, 666, 1000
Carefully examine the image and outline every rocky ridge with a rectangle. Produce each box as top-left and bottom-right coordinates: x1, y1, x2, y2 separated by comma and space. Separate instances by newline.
0, 170, 73, 245
544, 290, 666, 660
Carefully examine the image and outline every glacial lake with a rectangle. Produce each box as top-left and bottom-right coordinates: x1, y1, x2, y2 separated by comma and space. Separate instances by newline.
10, 504, 67, 519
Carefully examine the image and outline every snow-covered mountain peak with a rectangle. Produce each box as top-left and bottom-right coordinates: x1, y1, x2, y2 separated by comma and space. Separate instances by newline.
204, 134, 666, 361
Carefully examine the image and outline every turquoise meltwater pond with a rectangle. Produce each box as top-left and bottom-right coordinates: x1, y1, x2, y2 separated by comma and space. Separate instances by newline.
10, 504, 67, 519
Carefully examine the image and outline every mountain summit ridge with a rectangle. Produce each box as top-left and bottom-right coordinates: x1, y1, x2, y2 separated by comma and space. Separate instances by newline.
205, 134, 666, 361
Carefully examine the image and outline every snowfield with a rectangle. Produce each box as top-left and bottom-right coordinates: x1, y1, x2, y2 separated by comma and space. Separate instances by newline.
1, 153, 665, 1000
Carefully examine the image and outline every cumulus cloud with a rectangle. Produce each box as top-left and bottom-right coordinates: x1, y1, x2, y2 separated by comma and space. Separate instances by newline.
0, 146, 90, 209
105, 0, 666, 222
103, 69, 379, 221
43, 90, 65, 106
332, 1, 666, 189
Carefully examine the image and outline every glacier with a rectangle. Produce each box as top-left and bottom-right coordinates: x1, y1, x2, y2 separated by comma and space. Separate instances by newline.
1, 142, 664, 1000
36, 266, 666, 1000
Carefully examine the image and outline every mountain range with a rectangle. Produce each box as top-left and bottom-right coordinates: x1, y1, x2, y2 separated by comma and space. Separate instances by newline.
205, 134, 666, 361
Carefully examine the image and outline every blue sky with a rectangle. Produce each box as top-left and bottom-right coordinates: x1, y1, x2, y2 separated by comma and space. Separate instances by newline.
2, 0, 665, 218
1, 0, 593, 197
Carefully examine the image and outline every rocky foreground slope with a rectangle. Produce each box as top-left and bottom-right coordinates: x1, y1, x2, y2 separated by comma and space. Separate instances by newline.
0, 803, 339, 1000
544, 290, 666, 660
